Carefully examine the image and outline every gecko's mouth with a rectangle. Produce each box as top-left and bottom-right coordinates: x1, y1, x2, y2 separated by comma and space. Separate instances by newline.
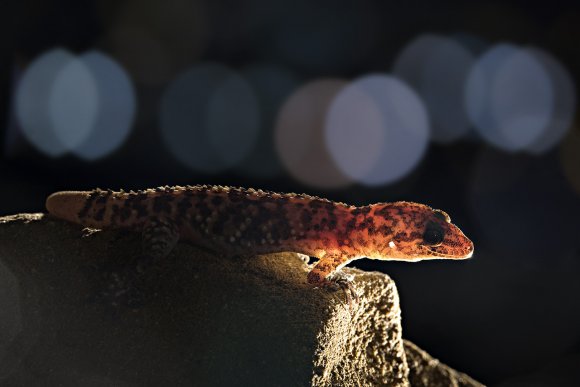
419, 243, 474, 259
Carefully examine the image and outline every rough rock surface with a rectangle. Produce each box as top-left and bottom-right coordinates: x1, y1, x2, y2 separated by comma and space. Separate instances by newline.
0, 214, 484, 386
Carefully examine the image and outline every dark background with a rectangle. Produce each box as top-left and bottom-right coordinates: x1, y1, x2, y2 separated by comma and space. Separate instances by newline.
2, 1, 580, 385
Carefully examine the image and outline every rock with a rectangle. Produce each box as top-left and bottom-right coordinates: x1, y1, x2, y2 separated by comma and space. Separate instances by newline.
0, 214, 483, 386
404, 340, 484, 387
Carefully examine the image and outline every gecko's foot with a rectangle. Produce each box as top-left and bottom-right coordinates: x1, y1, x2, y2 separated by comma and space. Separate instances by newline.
321, 272, 359, 307
296, 253, 311, 264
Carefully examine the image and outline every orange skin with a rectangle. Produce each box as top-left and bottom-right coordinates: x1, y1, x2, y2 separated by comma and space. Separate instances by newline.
46, 185, 474, 289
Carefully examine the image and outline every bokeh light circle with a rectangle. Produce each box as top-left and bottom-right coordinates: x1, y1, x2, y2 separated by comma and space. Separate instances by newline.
15, 49, 137, 160
48, 57, 99, 152
274, 79, 353, 189
393, 34, 475, 143
466, 44, 560, 152
325, 74, 430, 186
72, 51, 136, 161
490, 48, 553, 150
15, 48, 75, 156
160, 63, 260, 174
526, 48, 576, 154
236, 64, 300, 178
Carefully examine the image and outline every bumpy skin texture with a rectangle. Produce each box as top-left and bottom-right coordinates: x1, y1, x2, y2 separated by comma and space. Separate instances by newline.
46, 185, 474, 287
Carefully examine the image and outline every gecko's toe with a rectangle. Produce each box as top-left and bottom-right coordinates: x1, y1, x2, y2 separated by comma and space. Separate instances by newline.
296, 253, 311, 264
334, 276, 359, 307
321, 272, 359, 307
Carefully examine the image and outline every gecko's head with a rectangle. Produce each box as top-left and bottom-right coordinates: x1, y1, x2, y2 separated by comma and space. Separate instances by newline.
373, 202, 474, 261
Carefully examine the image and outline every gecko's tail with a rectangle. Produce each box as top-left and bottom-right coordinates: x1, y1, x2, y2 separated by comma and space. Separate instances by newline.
46, 191, 89, 223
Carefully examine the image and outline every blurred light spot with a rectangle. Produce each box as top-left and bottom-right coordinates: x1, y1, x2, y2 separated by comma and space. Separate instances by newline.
48, 57, 99, 152
393, 34, 475, 143
15, 48, 75, 156
0, 260, 22, 363
72, 51, 136, 161
236, 64, 300, 178
465, 44, 519, 149
526, 48, 576, 154
490, 49, 553, 150
325, 75, 429, 186
274, 79, 353, 189
160, 63, 259, 174
466, 44, 557, 152
324, 83, 385, 180
15, 49, 136, 160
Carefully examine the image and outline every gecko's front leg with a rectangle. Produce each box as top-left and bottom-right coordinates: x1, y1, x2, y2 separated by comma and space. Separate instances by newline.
307, 254, 359, 305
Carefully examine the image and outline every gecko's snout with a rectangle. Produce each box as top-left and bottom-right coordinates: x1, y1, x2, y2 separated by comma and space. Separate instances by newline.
420, 221, 474, 260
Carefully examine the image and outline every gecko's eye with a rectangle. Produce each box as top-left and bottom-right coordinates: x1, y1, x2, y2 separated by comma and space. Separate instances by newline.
423, 222, 444, 246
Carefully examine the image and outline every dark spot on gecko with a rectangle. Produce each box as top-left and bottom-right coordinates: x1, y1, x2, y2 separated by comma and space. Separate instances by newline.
94, 207, 106, 221
96, 191, 111, 205
111, 204, 120, 223
78, 191, 100, 219
228, 191, 244, 203
300, 210, 312, 225
346, 218, 357, 232
211, 195, 224, 206
232, 213, 245, 225
252, 205, 270, 225
378, 225, 393, 236
211, 215, 226, 235
309, 201, 322, 209
196, 203, 212, 218
276, 220, 291, 240
153, 195, 173, 214
119, 206, 132, 222
361, 206, 372, 215
132, 201, 148, 218
410, 231, 422, 240
276, 196, 290, 205
177, 197, 193, 212
270, 227, 280, 242
375, 207, 390, 217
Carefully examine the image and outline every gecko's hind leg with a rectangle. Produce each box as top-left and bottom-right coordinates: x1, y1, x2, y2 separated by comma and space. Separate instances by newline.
89, 218, 180, 310
137, 217, 180, 273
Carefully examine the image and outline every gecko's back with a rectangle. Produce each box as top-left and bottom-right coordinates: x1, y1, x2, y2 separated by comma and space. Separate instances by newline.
46, 185, 355, 257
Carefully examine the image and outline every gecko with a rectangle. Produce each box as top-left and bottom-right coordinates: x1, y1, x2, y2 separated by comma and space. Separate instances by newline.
46, 185, 474, 303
